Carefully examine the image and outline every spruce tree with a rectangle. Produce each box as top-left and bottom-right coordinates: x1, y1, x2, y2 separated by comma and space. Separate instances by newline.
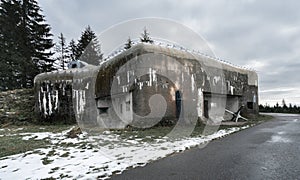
0, 0, 54, 90
124, 36, 133, 50
19, 0, 54, 81
140, 27, 154, 44
0, 0, 24, 90
76, 26, 103, 66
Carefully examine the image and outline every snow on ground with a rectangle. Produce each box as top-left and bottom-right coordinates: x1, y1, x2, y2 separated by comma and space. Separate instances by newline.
0, 125, 250, 179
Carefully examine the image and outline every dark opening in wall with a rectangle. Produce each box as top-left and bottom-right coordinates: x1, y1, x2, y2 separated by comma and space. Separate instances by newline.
204, 100, 209, 118
98, 107, 109, 114
175, 90, 182, 118
247, 102, 254, 109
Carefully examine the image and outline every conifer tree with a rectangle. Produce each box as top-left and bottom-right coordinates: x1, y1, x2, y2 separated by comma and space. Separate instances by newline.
140, 27, 154, 44
0, 0, 23, 90
68, 39, 78, 61
0, 0, 54, 90
76, 26, 103, 65
124, 36, 133, 50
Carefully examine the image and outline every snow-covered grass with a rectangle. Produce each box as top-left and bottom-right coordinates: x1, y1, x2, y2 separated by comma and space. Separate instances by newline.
0, 125, 251, 179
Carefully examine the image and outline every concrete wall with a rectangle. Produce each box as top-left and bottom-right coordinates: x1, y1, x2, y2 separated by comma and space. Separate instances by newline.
34, 72, 75, 124
93, 44, 258, 127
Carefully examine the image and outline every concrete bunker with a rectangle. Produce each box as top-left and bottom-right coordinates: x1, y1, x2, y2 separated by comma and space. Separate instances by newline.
34, 43, 259, 129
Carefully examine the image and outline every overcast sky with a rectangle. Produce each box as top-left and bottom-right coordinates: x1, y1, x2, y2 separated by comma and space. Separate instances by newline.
38, 0, 300, 106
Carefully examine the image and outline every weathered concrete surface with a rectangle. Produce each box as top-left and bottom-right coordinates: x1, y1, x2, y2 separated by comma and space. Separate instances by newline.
34, 66, 102, 126
34, 69, 76, 124
94, 44, 258, 128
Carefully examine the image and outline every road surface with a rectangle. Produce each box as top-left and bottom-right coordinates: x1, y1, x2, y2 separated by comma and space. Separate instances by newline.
111, 113, 300, 180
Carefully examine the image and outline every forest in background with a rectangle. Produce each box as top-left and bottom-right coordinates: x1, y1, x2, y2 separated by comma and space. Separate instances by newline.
259, 99, 300, 114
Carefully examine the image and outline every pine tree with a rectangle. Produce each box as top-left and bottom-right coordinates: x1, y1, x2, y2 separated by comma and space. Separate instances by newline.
76, 26, 103, 66
54, 33, 69, 70
140, 27, 154, 44
124, 36, 133, 50
68, 39, 78, 61
0, 0, 54, 90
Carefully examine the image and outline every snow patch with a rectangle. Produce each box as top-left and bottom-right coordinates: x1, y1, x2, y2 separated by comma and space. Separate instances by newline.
0, 125, 250, 179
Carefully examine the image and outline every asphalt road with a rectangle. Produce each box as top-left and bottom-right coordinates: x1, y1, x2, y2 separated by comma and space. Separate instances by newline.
111, 113, 300, 180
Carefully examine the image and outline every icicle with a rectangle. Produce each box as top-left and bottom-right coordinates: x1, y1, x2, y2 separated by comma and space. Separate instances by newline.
230, 86, 234, 95
48, 92, 52, 115
152, 69, 157, 82
38, 91, 42, 111
191, 74, 195, 92
117, 76, 120, 85
43, 92, 47, 116
149, 68, 152, 86
76, 90, 80, 114
78, 90, 86, 114
54, 90, 58, 110
127, 71, 130, 83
